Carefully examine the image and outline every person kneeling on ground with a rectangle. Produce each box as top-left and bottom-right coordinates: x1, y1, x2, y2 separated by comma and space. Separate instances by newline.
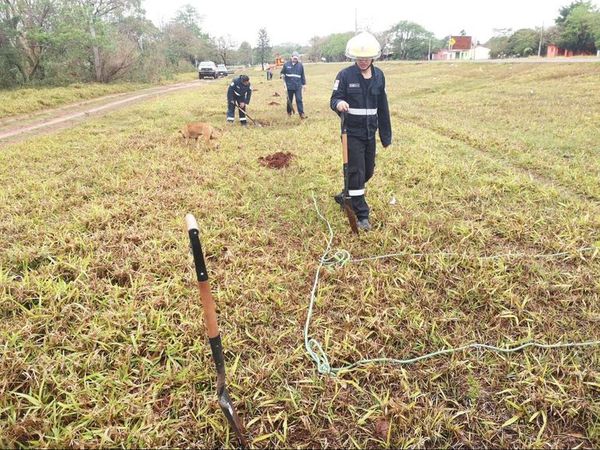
227, 75, 252, 126
330, 32, 392, 232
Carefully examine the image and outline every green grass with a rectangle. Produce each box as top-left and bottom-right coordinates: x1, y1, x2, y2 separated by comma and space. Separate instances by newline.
1, 62, 599, 448
0, 72, 197, 119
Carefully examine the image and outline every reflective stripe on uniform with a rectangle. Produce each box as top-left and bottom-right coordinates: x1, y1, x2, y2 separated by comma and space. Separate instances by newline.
239, 117, 247, 121
283, 74, 301, 78
349, 189, 365, 196
347, 108, 377, 116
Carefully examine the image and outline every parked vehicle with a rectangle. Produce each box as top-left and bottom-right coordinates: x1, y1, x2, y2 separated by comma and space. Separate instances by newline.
198, 61, 218, 79
216, 64, 229, 77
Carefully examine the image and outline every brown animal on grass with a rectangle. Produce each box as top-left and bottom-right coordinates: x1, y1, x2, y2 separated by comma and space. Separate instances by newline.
179, 122, 221, 149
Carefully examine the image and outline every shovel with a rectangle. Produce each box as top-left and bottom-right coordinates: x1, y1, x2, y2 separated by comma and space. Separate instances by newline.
185, 214, 249, 449
233, 102, 261, 127
340, 113, 359, 234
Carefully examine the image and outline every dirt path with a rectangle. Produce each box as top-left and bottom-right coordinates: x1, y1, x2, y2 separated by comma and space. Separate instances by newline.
0, 79, 214, 146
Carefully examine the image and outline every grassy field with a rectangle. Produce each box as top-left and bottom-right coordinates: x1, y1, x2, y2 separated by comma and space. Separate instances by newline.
1, 61, 599, 448
0, 72, 197, 119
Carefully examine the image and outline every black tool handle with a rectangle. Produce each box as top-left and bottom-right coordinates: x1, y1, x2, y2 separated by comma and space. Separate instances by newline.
186, 214, 208, 282
208, 335, 225, 384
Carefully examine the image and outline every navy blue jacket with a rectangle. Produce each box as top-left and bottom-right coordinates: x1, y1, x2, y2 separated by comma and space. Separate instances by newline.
280, 61, 306, 90
330, 64, 392, 146
227, 76, 252, 104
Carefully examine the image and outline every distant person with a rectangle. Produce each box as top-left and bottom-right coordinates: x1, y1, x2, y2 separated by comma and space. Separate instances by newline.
280, 51, 307, 119
266, 66, 273, 80
330, 32, 392, 231
227, 74, 252, 126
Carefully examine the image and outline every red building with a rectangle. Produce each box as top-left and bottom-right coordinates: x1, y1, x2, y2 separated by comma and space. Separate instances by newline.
547, 44, 595, 57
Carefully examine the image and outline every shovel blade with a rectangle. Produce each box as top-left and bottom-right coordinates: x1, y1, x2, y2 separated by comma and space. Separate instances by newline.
218, 390, 249, 448
343, 199, 359, 234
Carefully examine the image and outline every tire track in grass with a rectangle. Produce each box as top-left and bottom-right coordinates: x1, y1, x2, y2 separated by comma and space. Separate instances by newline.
401, 115, 600, 209
0, 80, 216, 146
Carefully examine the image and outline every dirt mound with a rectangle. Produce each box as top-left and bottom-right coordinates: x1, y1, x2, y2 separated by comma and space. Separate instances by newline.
273, 92, 281, 97
268, 101, 280, 106
258, 152, 295, 169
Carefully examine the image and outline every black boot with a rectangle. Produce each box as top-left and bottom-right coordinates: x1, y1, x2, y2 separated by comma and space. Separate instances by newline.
333, 192, 344, 207
357, 218, 372, 231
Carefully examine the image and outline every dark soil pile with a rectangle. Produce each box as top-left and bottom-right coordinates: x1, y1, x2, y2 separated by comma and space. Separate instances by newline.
258, 152, 295, 169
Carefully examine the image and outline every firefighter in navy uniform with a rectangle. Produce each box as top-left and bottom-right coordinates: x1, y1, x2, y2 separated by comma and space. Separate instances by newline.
280, 51, 307, 118
227, 75, 252, 126
330, 32, 392, 231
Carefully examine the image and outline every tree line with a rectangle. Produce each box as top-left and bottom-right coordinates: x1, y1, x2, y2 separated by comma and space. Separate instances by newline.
1, 1, 599, 88
487, 1, 600, 58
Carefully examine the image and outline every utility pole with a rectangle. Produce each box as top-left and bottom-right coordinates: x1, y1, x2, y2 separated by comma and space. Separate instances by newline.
538, 22, 544, 57
428, 37, 432, 61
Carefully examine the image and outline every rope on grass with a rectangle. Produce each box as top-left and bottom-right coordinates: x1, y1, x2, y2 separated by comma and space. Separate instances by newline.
305, 193, 600, 376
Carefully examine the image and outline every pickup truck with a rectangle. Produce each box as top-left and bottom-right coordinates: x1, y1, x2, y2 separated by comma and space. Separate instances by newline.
198, 61, 218, 79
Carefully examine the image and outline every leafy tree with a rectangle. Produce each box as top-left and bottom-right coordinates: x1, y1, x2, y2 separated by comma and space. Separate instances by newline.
0, 0, 62, 83
485, 32, 511, 58
375, 30, 393, 59
556, 1, 590, 25
71, 0, 142, 82
320, 32, 353, 62
556, 1, 599, 52
388, 21, 435, 60
256, 27, 270, 70
307, 35, 326, 62
507, 28, 540, 57
593, 14, 600, 48
215, 35, 236, 65
162, 5, 212, 68
272, 42, 303, 60
544, 25, 562, 46
173, 3, 204, 36
236, 41, 252, 65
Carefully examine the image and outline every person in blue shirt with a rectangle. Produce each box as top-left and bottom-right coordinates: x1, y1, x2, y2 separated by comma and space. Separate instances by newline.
280, 51, 307, 119
330, 32, 392, 231
227, 75, 252, 126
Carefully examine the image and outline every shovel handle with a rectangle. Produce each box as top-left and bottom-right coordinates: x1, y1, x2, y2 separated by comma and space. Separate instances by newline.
234, 102, 256, 124
341, 113, 349, 165
186, 214, 208, 282
186, 214, 219, 339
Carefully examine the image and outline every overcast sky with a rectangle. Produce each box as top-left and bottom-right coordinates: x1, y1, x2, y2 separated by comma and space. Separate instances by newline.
142, 0, 599, 46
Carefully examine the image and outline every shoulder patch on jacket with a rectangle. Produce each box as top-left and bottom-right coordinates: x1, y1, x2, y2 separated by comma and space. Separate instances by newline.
333, 80, 340, 90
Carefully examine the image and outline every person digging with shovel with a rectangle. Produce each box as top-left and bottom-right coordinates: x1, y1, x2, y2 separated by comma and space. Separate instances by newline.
330, 32, 392, 232
227, 74, 252, 126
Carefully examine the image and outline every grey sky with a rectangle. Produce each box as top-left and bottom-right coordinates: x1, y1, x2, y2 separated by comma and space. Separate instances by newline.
142, 0, 598, 46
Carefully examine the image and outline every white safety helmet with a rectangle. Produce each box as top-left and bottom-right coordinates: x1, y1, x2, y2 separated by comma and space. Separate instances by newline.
345, 31, 381, 59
